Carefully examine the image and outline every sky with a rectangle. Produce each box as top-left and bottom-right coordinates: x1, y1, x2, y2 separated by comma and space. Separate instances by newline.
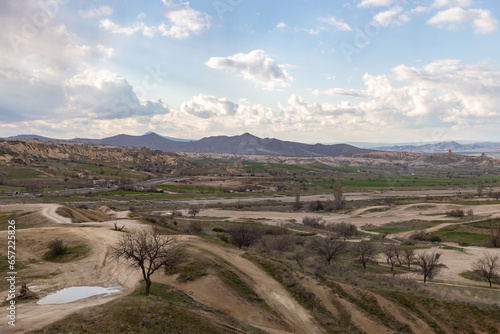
1, 0, 500, 144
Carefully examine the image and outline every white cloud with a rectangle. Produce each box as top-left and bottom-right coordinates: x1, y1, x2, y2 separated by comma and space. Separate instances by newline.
159, 1, 211, 39
181, 94, 238, 119
431, 0, 473, 8
427, 7, 498, 34
78, 6, 113, 19
205, 50, 293, 90
318, 16, 353, 31
99, 19, 155, 37
277, 22, 287, 31
64, 69, 170, 120
97, 45, 114, 60
373, 6, 410, 27
98, 1, 210, 39
358, 0, 396, 8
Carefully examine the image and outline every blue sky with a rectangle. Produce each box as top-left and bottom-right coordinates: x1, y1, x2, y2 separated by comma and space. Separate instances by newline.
1, 0, 500, 143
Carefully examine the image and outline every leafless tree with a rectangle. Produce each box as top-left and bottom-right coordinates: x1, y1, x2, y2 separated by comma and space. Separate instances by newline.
488, 227, 500, 248
327, 222, 357, 241
415, 252, 443, 283
401, 246, 415, 269
383, 244, 401, 273
261, 234, 296, 255
112, 226, 178, 295
226, 224, 261, 249
355, 240, 377, 269
293, 189, 302, 211
472, 253, 499, 288
308, 236, 347, 265
0, 171, 9, 185
477, 178, 484, 197
188, 208, 200, 218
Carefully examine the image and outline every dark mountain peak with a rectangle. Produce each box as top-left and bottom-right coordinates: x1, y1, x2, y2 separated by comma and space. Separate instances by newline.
240, 132, 258, 138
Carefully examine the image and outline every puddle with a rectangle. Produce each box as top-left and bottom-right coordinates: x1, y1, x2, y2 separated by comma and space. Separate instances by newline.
37, 286, 122, 305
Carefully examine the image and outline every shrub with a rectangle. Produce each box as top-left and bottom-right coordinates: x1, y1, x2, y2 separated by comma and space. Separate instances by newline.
47, 238, 67, 257
446, 209, 465, 218
186, 221, 203, 235
302, 216, 325, 229
212, 227, 225, 233
409, 230, 426, 241
327, 222, 357, 240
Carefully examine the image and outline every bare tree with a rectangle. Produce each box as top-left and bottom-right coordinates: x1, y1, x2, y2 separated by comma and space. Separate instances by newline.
477, 178, 484, 197
415, 252, 443, 284
383, 244, 401, 273
112, 226, 178, 295
0, 171, 9, 185
227, 224, 261, 249
332, 182, 347, 210
472, 253, 499, 288
328, 222, 357, 241
488, 227, 500, 248
401, 246, 415, 269
293, 189, 302, 211
308, 236, 347, 265
355, 240, 377, 269
188, 208, 200, 218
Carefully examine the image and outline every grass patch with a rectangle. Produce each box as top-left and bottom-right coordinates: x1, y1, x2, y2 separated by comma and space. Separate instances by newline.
43, 245, 90, 263
364, 220, 444, 234
439, 245, 467, 253
430, 230, 490, 247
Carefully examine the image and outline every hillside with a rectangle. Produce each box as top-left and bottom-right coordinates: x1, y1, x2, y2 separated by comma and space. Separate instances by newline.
0, 139, 194, 170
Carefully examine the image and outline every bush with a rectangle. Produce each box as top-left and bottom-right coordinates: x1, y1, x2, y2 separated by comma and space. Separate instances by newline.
47, 238, 67, 257
308, 200, 324, 211
446, 209, 465, 218
327, 222, 357, 240
409, 230, 426, 241
186, 221, 203, 235
302, 216, 325, 229
212, 227, 225, 233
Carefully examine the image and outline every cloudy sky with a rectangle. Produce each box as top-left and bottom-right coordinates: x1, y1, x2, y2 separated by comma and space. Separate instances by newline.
1, 0, 500, 143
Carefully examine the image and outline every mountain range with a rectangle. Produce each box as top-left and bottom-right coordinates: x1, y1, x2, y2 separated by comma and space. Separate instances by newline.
5, 132, 373, 157
375, 141, 500, 154
5, 133, 500, 157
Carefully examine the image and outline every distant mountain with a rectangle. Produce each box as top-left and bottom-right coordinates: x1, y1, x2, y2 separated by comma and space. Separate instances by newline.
375, 141, 500, 154
5, 134, 64, 142
5, 132, 374, 157
142, 131, 193, 142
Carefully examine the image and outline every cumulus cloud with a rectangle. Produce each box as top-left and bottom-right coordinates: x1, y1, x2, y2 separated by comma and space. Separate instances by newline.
78, 6, 113, 19
358, 0, 396, 8
99, 19, 155, 37
318, 16, 353, 31
373, 6, 410, 27
0, 67, 65, 122
205, 50, 293, 90
99, 1, 210, 39
431, 0, 473, 8
159, 1, 211, 39
64, 69, 170, 120
427, 7, 498, 34
181, 94, 238, 119
313, 60, 500, 132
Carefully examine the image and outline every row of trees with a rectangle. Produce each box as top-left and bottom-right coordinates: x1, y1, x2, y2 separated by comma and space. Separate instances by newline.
110, 223, 499, 295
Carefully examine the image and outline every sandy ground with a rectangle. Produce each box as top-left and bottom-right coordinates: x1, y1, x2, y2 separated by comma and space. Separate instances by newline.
0, 204, 144, 333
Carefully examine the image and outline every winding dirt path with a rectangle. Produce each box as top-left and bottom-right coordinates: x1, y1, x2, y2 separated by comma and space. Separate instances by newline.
175, 236, 323, 334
